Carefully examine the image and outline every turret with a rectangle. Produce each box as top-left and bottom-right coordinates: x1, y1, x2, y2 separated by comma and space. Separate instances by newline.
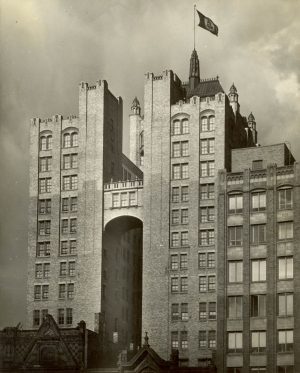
247, 112, 257, 144
189, 49, 200, 90
129, 97, 143, 168
131, 97, 141, 116
228, 83, 240, 115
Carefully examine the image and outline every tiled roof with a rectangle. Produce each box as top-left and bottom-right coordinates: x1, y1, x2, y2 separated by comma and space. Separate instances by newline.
185, 78, 224, 98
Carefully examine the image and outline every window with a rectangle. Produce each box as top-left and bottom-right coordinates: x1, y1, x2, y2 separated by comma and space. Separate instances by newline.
61, 219, 68, 234
278, 222, 293, 240
251, 331, 266, 353
33, 310, 40, 326
60, 262, 67, 276
228, 296, 243, 319
71, 197, 77, 211
35, 264, 43, 279
173, 120, 181, 135
37, 242, 50, 257
200, 183, 214, 200
199, 330, 207, 348
278, 330, 293, 352
60, 241, 68, 255
172, 187, 180, 203
171, 277, 179, 293
277, 367, 294, 373
63, 133, 71, 148
251, 294, 266, 317
228, 332, 243, 353
181, 186, 189, 202
171, 210, 179, 225
200, 139, 215, 154
278, 293, 293, 316
180, 254, 188, 269
67, 283, 74, 299
39, 157, 52, 172
181, 232, 189, 246
252, 160, 263, 170
199, 229, 214, 245
199, 276, 207, 292
70, 240, 77, 254
38, 220, 51, 236
172, 141, 189, 157
199, 302, 207, 320
39, 178, 51, 193
112, 194, 119, 207
171, 232, 179, 247
71, 133, 78, 147
208, 276, 216, 291
59, 284, 66, 299
58, 309, 65, 325
278, 188, 293, 210
208, 330, 216, 349
39, 199, 51, 214
228, 194, 243, 214
171, 304, 179, 321
250, 224, 266, 245
180, 277, 188, 293
208, 302, 216, 320
181, 209, 188, 224
201, 116, 215, 132
228, 226, 243, 246
66, 308, 73, 324
227, 369, 242, 373
171, 331, 179, 349
198, 252, 206, 269
70, 218, 77, 233
62, 175, 78, 190
172, 119, 189, 135
207, 252, 215, 268
171, 255, 178, 270
251, 191, 266, 212
181, 331, 188, 349
182, 119, 189, 134
121, 193, 127, 206
251, 259, 266, 282
278, 257, 293, 280
200, 161, 215, 177
68, 262, 75, 277
200, 206, 214, 222
40, 135, 52, 150
129, 192, 136, 206
181, 303, 188, 321
228, 261, 243, 283
43, 263, 50, 278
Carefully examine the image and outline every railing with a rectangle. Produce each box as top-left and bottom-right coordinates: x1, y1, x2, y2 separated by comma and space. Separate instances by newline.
104, 179, 143, 191
227, 173, 243, 185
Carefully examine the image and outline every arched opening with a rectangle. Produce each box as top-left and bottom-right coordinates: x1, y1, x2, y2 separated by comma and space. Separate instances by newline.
102, 216, 143, 365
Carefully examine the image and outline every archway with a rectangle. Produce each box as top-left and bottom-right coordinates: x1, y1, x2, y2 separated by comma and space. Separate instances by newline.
102, 215, 143, 365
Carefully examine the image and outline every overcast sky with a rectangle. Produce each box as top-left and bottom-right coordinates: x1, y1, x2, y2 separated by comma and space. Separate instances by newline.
0, 0, 299, 328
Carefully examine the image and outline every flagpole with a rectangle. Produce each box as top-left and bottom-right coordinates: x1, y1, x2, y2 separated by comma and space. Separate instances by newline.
193, 4, 196, 50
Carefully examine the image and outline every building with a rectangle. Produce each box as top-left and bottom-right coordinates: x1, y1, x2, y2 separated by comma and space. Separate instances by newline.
24, 49, 298, 372
217, 144, 299, 373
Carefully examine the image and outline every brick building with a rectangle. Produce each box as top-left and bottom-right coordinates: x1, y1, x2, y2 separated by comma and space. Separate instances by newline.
24, 49, 298, 372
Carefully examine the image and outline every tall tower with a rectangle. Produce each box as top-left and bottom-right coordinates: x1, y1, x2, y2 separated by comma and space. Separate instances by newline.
26, 80, 123, 333
142, 50, 257, 366
129, 97, 143, 169
228, 83, 240, 115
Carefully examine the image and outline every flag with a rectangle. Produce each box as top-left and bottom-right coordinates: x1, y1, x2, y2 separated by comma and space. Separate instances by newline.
196, 10, 218, 36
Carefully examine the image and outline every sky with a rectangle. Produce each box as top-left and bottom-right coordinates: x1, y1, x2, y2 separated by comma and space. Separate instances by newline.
0, 0, 299, 328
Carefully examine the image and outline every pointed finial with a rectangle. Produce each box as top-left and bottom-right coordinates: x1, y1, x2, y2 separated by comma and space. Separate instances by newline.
143, 331, 149, 347
248, 112, 255, 122
229, 83, 237, 94
131, 97, 141, 115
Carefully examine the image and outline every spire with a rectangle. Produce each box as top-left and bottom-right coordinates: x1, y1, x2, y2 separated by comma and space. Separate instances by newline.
248, 112, 255, 123
229, 83, 237, 94
189, 49, 200, 90
228, 83, 240, 114
143, 331, 149, 347
131, 97, 141, 115
247, 112, 257, 144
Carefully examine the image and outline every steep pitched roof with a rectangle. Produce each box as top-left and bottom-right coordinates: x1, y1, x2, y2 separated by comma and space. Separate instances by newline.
185, 78, 224, 99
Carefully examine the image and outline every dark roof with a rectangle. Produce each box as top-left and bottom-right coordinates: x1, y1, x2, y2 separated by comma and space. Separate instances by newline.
185, 78, 224, 99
